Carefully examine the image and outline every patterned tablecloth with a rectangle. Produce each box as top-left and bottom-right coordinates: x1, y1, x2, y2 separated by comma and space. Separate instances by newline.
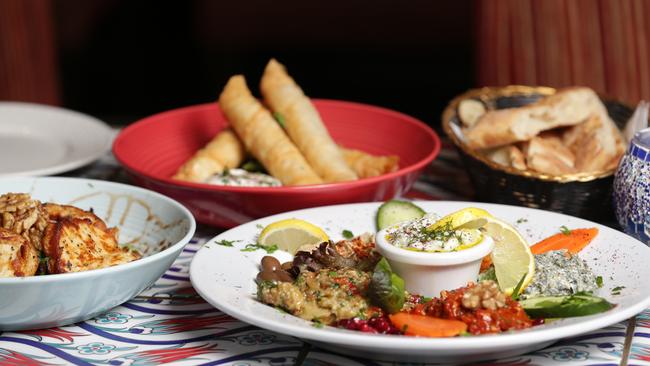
1, 143, 649, 366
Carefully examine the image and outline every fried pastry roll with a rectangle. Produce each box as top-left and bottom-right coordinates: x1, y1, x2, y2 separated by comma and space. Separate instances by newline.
260, 59, 357, 183
173, 128, 246, 183
218, 75, 322, 186
340, 148, 399, 178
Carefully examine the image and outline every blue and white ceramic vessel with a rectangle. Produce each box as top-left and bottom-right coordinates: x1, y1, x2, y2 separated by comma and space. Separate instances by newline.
614, 128, 650, 245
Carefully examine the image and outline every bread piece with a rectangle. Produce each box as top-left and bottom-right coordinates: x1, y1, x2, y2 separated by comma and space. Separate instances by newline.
523, 132, 576, 175
43, 218, 139, 274
0, 228, 38, 277
458, 99, 486, 128
260, 59, 358, 183
485, 145, 527, 170
219, 75, 323, 186
465, 87, 605, 149
562, 113, 626, 173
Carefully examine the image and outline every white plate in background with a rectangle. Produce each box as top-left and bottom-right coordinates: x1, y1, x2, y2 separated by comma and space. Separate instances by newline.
0, 102, 113, 176
190, 201, 650, 363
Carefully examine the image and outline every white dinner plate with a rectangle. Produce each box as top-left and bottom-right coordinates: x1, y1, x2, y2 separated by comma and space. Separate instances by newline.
0, 102, 113, 176
190, 201, 650, 363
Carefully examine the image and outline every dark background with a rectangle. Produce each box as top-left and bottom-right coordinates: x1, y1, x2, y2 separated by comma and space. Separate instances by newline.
52, 0, 474, 127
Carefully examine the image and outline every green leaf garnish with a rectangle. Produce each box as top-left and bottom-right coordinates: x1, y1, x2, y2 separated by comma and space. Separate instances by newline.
559, 225, 572, 235
595, 276, 603, 288
516, 218, 528, 224
511, 273, 527, 300
273, 112, 286, 128
342, 229, 354, 239
368, 258, 405, 313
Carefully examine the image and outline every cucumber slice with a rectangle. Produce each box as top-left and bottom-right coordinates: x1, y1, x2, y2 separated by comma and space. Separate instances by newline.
376, 200, 426, 230
519, 294, 613, 319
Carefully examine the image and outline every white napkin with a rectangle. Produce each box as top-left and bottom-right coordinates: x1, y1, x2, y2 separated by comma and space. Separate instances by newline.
624, 101, 649, 143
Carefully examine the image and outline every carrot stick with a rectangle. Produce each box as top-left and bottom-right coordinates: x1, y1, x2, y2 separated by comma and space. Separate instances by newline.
531, 228, 599, 255
388, 313, 467, 337
480, 255, 493, 272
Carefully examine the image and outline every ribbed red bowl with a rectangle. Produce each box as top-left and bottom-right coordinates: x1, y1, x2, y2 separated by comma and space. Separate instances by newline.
113, 99, 440, 227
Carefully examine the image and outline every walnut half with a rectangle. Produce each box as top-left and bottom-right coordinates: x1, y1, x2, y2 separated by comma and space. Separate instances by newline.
462, 280, 507, 311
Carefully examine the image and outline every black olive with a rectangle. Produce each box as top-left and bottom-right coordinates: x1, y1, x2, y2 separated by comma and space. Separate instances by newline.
256, 270, 279, 283
261, 256, 281, 271
275, 270, 293, 282
281, 261, 293, 271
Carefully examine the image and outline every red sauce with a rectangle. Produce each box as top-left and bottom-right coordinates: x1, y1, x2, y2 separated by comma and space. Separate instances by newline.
407, 284, 533, 335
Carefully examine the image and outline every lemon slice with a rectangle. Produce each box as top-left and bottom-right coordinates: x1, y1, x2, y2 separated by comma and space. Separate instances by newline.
428, 207, 493, 231
258, 218, 329, 254
482, 217, 535, 296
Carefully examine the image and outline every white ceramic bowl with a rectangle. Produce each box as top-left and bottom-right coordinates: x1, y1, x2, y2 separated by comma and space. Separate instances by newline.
375, 228, 494, 296
0, 177, 196, 331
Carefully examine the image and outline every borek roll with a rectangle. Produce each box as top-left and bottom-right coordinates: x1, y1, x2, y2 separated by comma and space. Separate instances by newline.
173, 128, 245, 183
260, 59, 357, 183
218, 75, 323, 186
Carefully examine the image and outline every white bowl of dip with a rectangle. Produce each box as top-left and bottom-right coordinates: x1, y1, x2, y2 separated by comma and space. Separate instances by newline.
375, 226, 494, 297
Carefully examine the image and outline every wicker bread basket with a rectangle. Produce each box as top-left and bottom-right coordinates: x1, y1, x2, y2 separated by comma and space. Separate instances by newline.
442, 85, 632, 220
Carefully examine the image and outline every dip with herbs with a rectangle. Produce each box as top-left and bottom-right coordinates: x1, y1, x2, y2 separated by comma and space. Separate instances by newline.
207, 169, 281, 187
385, 214, 480, 252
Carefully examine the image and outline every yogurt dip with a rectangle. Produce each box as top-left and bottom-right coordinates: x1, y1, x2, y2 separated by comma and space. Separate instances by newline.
207, 169, 281, 187
375, 215, 495, 297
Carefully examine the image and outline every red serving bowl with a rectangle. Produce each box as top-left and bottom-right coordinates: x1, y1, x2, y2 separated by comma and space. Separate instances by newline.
113, 99, 440, 227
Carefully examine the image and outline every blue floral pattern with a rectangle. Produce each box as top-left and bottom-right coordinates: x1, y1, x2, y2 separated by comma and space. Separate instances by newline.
548, 347, 589, 361
236, 332, 275, 346
76, 342, 116, 355
94, 312, 132, 324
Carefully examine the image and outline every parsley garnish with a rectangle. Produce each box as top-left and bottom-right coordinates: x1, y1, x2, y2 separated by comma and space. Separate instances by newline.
312, 320, 324, 328
342, 229, 354, 239
273, 112, 286, 128
559, 226, 572, 235
516, 218, 528, 224
595, 276, 603, 288
214, 239, 239, 247
328, 271, 338, 277
611, 286, 626, 295
241, 243, 278, 254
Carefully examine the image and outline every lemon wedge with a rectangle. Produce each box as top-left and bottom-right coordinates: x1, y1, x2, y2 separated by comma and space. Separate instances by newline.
428, 207, 492, 231
482, 217, 535, 296
257, 218, 329, 254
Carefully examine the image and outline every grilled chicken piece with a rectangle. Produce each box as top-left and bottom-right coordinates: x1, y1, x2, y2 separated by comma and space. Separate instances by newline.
43, 203, 106, 229
0, 193, 48, 251
0, 228, 39, 277
43, 217, 139, 274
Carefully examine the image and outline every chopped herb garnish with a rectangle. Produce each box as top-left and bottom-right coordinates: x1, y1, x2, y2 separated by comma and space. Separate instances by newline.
516, 218, 528, 224
611, 286, 626, 295
401, 324, 408, 332
241, 160, 265, 173
595, 276, 603, 288
328, 271, 338, 277
312, 320, 324, 328
273, 112, 286, 128
560, 226, 572, 235
342, 229, 354, 239
256, 224, 264, 229
241, 243, 278, 253
275, 306, 288, 313
214, 239, 239, 247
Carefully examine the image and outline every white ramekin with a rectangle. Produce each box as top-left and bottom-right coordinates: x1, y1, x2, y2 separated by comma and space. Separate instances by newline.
375, 228, 495, 297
